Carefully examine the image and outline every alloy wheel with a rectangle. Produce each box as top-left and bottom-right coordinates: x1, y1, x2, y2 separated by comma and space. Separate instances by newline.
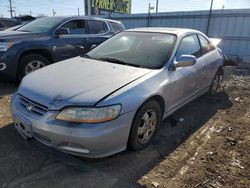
137, 109, 157, 144
25, 60, 46, 75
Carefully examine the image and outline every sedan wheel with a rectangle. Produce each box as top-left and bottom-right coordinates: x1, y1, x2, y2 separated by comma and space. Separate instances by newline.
137, 110, 157, 144
209, 70, 222, 95
129, 100, 162, 150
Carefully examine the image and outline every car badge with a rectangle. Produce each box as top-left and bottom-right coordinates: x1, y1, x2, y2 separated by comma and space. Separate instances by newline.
27, 104, 34, 111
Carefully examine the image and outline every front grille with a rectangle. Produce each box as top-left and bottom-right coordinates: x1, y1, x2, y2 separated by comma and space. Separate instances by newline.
17, 95, 48, 116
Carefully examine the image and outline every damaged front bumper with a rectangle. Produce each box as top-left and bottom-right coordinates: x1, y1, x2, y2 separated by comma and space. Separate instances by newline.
11, 93, 135, 158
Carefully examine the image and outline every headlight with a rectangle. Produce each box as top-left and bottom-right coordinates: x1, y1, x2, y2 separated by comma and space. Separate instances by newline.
0, 42, 14, 51
56, 105, 121, 123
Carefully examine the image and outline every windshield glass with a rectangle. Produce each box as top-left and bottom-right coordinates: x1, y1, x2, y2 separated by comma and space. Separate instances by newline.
87, 31, 176, 69
17, 17, 63, 33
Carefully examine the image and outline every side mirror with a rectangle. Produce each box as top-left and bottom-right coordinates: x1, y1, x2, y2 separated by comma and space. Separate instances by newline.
174, 55, 196, 68
55, 27, 69, 37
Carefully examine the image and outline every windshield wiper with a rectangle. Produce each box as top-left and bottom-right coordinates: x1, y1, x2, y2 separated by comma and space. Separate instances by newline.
83, 54, 100, 60
98, 57, 143, 68
17, 29, 30, 32
83, 54, 92, 58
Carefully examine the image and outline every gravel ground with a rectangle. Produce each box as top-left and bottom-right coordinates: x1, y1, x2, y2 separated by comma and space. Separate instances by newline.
0, 69, 249, 188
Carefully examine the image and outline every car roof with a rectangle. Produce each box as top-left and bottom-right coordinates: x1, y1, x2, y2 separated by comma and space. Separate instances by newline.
0, 17, 19, 22
46, 16, 122, 23
127, 27, 201, 36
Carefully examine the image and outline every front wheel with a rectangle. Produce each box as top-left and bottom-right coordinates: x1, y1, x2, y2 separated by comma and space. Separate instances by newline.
18, 54, 50, 80
129, 100, 162, 150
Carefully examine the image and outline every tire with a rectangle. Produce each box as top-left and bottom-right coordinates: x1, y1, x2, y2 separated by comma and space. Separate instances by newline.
209, 69, 222, 96
18, 54, 50, 80
129, 100, 162, 150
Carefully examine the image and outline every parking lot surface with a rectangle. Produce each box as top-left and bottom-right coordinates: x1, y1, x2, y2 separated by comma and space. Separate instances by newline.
0, 71, 249, 188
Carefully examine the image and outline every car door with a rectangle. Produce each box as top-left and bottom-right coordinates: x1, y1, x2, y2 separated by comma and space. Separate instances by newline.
0, 21, 6, 31
197, 34, 217, 89
53, 19, 90, 61
165, 34, 203, 112
85, 20, 112, 49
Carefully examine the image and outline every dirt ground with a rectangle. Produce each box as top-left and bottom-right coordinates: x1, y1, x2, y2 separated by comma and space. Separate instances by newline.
0, 69, 249, 188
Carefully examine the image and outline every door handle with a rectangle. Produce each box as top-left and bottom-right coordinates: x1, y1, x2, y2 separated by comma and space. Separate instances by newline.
82, 38, 90, 42
76, 45, 85, 49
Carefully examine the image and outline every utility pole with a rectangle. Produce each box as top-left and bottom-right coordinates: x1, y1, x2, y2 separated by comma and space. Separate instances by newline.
148, 3, 154, 14
78, 8, 80, 16
148, 3, 154, 27
156, 0, 159, 13
206, 0, 214, 35
8, 0, 14, 17
52, 9, 56, 16
147, 3, 151, 27
87, 0, 91, 16
108, 0, 111, 18
30, 10, 32, 16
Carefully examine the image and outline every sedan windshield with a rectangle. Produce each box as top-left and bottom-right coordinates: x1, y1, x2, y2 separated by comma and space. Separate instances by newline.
86, 31, 176, 69
17, 17, 63, 33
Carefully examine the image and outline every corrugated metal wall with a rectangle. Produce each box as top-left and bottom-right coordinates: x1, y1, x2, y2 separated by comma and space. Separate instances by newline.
104, 9, 250, 61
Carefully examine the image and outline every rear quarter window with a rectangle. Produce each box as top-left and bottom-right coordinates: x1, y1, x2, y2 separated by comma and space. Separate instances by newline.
198, 34, 215, 55
110, 22, 124, 33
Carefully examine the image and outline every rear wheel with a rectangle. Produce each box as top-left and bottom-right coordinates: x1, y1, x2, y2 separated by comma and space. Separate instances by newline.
18, 54, 50, 80
209, 70, 223, 96
129, 100, 162, 150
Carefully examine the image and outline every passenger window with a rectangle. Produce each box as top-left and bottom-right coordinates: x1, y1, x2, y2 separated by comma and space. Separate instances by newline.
87, 20, 108, 34
110, 22, 124, 33
61, 20, 86, 35
0, 21, 5, 28
176, 35, 201, 59
198, 34, 214, 54
2, 20, 16, 27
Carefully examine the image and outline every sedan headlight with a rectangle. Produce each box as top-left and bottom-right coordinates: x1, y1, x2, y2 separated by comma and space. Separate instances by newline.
0, 42, 14, 51
56, 105, 121, 123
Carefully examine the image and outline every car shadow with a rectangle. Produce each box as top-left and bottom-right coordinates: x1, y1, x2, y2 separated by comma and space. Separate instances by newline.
234, 66, 250, 76
0, 91, 232, 188
0, 81, 17, 97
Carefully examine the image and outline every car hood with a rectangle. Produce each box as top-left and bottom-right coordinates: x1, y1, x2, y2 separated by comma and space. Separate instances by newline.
0, 31, 47, 41
18, 57, 152, 110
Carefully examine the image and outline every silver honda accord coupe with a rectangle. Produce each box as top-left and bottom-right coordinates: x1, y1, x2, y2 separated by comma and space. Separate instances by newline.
11, 28, 224, 158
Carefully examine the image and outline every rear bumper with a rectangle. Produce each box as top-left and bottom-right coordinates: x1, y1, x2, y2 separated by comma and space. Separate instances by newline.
11, 94, 136, 158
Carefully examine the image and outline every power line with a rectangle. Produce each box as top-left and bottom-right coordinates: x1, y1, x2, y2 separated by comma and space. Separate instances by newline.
13, 0, 81, 9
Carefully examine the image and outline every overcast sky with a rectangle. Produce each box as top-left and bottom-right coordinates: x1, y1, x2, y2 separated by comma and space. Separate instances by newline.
0, 0, 249, 18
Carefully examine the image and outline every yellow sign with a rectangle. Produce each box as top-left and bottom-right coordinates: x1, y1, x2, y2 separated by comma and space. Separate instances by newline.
91, 0, 131, 14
